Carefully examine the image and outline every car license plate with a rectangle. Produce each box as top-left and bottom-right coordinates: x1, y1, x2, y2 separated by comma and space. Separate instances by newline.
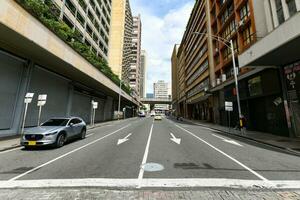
28, 141, 36, 146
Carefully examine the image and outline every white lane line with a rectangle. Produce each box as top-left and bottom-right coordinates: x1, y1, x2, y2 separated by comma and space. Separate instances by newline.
86, 133, 95, 138
0, 147, 23, 154
171, 122, 268, 182
137, 121, 154, 188
212, 134, 243, 147
8, 124, 131, 181
2, 178, 300, 189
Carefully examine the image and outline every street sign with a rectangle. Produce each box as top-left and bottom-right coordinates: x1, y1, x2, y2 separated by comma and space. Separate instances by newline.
25, 93, 34, 98
24, 92, 34, 103
225, 106, 233, 111
93, 102, 98, 109
38, 94, 47, 101
225, 101, 233, 107
225, 101, 233, 112
37, 101, 46, 106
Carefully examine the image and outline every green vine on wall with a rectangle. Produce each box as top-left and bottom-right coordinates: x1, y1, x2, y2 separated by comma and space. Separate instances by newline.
16, 0, 131, 95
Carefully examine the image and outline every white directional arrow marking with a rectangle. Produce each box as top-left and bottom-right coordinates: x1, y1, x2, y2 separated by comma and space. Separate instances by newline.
170, 133, 181, 145
117, 133, 132, 145
212, 134, 243, 147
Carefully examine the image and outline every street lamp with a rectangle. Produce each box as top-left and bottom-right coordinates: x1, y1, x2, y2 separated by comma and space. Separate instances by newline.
193, 32, 243, 130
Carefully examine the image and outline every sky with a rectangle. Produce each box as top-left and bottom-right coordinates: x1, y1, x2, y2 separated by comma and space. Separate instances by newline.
130, 0, 194, 94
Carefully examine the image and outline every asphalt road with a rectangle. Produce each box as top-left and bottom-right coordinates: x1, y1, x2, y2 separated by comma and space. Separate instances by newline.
0, 116, 300, 189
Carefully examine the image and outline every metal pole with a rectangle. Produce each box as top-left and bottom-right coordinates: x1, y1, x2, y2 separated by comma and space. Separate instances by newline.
118, 80, 122, 120
93, 108, 96, 126
21, 103, 29, 135
90, 101, 94, 126
230, 40, 243, 132
228, 111, 231, 134
37, 105, 42, 126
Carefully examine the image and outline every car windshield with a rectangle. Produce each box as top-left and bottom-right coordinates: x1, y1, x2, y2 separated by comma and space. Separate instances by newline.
41, 119, 69, 126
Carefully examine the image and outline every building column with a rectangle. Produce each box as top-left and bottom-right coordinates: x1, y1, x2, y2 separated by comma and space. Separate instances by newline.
13, 60, 34, 135
279, 67, 295, 137
206, 0, 216, 88
104, 96, 113, 121
269, 0, 279, 28
296, 0, 300, 11
66, 84, 74, 117
281, 0, 290, 20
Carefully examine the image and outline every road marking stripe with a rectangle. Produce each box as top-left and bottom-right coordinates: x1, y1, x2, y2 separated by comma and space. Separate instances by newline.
86, 133, 95, 138
8, 124, 131, 181
138, 121, 154, 188
212, 134, 227, 140
1, 178, 300, 189
170, 121, 268, 181
0, 147, 23, 154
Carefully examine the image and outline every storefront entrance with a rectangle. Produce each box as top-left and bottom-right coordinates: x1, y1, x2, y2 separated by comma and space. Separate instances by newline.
284, 61, 300, 137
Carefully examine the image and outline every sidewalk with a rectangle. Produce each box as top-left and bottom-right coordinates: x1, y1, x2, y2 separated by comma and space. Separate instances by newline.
0, 117, 137, 152
182, 118, 300, 155
0, 188, 300, 200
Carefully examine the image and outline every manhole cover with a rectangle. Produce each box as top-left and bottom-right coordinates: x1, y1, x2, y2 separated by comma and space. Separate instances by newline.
141, 163, 164, 172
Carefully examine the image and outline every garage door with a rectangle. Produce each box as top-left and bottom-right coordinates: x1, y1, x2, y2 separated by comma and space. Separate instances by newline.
0, 52, 25, 129
26, 66, 70, 126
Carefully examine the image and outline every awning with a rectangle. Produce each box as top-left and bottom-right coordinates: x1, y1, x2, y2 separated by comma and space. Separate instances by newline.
186, 93, 211, 104
210, 67, 275, 92
239, 12, 300, 68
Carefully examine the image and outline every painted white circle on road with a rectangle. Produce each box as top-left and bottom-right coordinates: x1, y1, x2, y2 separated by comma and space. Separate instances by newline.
141, 163, 164, 172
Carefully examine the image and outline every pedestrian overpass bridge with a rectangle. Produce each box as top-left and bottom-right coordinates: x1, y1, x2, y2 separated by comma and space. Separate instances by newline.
140, 98, 172, 105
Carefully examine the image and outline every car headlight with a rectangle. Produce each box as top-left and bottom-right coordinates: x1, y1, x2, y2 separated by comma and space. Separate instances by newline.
45, 131, 58, 136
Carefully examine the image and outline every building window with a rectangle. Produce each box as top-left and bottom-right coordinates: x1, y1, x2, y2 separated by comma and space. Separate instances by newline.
275, 0, 285, 24
65, 0, 76, 15
240, 2, 250, 21
78, 0, 87, 11
286, 0, 297, 17
242, 25, 253, 46
76, 12, 85, 26
221, 2, 234, 24
248, 76, 263, 96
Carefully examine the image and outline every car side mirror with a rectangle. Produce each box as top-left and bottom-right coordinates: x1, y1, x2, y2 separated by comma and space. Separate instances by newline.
69, 123, 74, 127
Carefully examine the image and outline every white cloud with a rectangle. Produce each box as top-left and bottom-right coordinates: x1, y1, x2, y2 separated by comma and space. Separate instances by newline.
131, 1, 194, 94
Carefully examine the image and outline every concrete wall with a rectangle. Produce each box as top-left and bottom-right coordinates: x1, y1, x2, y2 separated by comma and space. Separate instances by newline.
0, 50, 115, 137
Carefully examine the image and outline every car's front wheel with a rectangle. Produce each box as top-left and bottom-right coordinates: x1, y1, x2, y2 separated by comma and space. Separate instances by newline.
80, 128, 86, 139
55, 133, 65, 148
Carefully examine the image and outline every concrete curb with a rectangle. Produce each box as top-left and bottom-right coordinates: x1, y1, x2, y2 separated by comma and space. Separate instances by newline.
179, 118, 300, 157
0, 117, 137, 152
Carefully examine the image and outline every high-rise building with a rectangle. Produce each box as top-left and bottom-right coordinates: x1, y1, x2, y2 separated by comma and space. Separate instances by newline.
239, 0, 300, 137
52, 0, 112, 61
154, 80, 170, 110
172, 0, 291, 136
129, 15, 142, 99
140, 50, 147, 98
154, 80, 169, 99
171, 45, 179, 114
108, 0, 133, 84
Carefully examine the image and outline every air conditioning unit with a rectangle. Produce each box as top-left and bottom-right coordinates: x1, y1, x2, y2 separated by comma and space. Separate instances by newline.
216, 78, 221, 85
215, 48, 219, 53
221, 74, 226, 82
